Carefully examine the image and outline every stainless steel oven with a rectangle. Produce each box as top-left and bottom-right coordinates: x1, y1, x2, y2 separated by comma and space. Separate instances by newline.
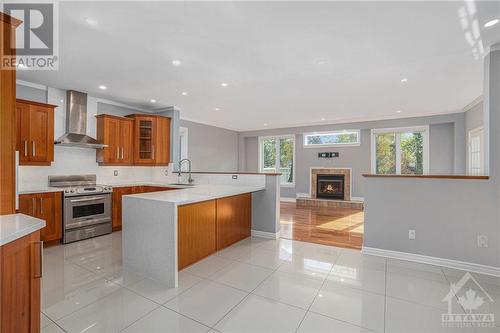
64, 193, 111, 229
49, 175, 113, 244
63, 193, 112, 243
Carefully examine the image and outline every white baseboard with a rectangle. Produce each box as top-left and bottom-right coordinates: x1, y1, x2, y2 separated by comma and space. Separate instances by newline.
362, 246, 500, 277
280, 197, 296, 203
350, 196, 365, 202
296, 192, 310, 198
251, 230, 280, 240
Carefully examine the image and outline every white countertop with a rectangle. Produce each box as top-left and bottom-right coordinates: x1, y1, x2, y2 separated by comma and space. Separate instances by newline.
0, 214, 46, 246
124, 183, 265, 205
18, 182, 186, 195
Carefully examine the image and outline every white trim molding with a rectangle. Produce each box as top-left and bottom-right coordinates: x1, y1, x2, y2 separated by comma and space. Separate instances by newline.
251, 230, 280, 240
350, 196, 365, 202
362, 246, 500, 277
16, 79, 47, 90
280, 197, 296, 203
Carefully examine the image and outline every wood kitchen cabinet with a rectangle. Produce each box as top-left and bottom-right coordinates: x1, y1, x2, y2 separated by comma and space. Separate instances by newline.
18, 192, 63, 244
96, 114, 134, 165
126, 114, 171, 165
178, 200, 217, 270
112, 186, 135, 231
16, 99, 56, 166
0, 231, 42, 333
216, 194, 252, 250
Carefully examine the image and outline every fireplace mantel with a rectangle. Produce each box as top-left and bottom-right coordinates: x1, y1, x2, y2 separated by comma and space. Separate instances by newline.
310, 167, 352, 201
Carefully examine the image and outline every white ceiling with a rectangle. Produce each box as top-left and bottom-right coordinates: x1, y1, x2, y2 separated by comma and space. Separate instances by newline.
18, 1, 500, 131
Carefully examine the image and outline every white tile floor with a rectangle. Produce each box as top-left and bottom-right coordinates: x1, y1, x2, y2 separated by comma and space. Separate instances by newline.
41, 232, 499, 333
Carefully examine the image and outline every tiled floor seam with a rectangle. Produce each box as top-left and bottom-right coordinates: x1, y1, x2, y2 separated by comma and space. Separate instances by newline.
293, 248, 342, 333
50, 283, 125, 324
208, 253, 287, 330
116, 304, 163, 333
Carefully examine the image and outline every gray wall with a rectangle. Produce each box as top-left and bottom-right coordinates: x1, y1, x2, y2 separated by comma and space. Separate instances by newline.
363, 47, 499, 269
17, 84, 46, 103
239, 113, 466, 198
179, 119, 239, 172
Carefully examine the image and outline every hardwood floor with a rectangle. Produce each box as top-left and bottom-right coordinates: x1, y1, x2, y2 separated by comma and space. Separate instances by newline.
280, 201, 364, 249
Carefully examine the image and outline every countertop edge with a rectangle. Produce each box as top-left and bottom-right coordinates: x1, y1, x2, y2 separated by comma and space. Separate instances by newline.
362, 174, 489, 180
0, 214, 46, 246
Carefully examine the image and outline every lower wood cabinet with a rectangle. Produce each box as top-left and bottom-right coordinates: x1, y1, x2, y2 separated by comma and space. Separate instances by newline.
216, 193, 252, 250
18, 192, 62, 244
177, 193, 252, 270
0, 231, 42, 333
112, 187, 135, 231
178, 200, 217, 270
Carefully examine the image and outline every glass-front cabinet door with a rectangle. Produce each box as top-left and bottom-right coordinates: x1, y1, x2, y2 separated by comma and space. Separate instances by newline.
128, 115, 157, 164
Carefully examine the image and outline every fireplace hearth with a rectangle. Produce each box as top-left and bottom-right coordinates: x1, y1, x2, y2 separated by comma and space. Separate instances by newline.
316, 174, 345, 200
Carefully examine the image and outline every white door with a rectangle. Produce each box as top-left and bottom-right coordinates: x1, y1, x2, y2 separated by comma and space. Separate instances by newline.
468, 127, 484, 176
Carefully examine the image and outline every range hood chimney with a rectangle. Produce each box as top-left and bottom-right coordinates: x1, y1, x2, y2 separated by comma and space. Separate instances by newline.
55, 90, 107, 149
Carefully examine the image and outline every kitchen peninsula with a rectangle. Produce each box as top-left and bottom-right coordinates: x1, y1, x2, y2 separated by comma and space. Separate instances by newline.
122, 173, 281, 287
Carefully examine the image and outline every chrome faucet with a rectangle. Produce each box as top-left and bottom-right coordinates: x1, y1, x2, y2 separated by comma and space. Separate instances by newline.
178, 158, 194, 184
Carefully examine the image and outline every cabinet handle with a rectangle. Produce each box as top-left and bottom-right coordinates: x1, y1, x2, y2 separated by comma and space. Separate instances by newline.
24, 140, 28, 157
39, 197, 43, 215
152, 145, 155, 160
121, 147, 124, 160
34, 241, 43, 278
32, 141, 36, 157
32, 197, 36, 216
116, 147, 120, 160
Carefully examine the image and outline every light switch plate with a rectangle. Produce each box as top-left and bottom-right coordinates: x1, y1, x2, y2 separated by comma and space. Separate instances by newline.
114, 170, 118, 177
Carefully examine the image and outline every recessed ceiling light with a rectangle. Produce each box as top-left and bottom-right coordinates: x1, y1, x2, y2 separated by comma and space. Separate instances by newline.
401, 78, 408, 83
263, 123, 268, 126
214, 107, 220, 111
396, 110, 402, 113
181, 91, 188, 96
221, 82, 228, 87
59, 99, 64, 103
150, 99, 157, 103
84, 17, 98, 26
172, 59, 181, 66
317, 60, 327, 65
321, 117, 326, 121
484, 18, 499, 28
99, 85, 107, 90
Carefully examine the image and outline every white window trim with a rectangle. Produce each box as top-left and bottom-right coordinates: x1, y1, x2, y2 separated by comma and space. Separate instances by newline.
467, 126, 484, 175
302, 129, 361, 148
258, 134, 296, 187
370, 125, 430, 174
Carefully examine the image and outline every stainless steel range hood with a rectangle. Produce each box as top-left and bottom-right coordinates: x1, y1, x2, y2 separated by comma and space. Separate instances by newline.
54, 90, 107, 149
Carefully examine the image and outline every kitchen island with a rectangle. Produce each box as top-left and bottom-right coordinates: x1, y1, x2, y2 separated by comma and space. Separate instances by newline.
122, 180, 279, 287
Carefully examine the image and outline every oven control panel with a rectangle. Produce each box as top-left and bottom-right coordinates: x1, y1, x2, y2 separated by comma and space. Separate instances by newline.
63, 185, 113, 196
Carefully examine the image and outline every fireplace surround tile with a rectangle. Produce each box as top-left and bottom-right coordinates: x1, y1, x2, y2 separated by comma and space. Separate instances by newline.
310, 168, 352, 201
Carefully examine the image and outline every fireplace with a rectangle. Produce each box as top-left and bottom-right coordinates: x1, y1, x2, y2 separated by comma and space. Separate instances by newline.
316, 174, 345, 200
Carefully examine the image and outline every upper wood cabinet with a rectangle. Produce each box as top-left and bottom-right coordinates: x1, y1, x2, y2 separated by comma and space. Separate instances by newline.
96, 115, 134, 165
18, 192, 63, 244
16, 99, 56, 166
96, 114, 170, 166
0, 231, 42, 333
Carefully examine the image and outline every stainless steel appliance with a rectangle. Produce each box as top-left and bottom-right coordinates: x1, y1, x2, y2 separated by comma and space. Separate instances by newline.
49, 175, 112, 243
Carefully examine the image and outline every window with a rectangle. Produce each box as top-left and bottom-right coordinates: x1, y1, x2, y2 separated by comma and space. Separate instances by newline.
178, 126, 189, 170
371, 126, 429, 175
303, 130, 360, 147
468, 127, 484, 175
259, 135, 295, 186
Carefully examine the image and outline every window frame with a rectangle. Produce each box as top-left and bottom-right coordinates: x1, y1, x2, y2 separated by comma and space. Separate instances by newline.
468, 126, 484, 176
370, 126, 430, 175
258, 134, 296, 187
303, 129, 361, 148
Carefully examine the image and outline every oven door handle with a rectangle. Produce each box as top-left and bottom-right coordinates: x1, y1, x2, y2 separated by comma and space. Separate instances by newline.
69, 196, 107, 203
